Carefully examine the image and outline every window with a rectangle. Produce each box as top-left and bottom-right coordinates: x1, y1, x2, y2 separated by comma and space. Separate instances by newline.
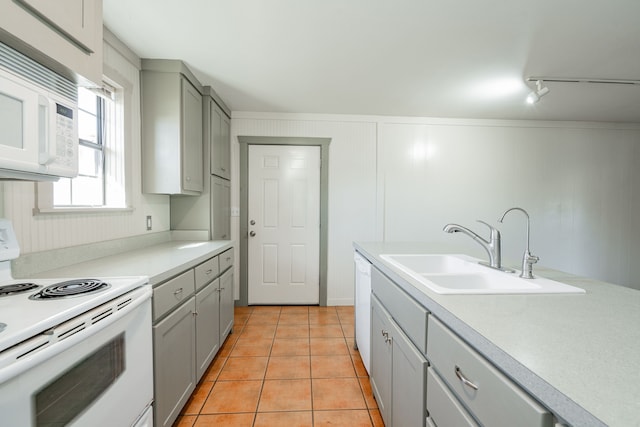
54, 87, 108, 206
45, 81, 128, 210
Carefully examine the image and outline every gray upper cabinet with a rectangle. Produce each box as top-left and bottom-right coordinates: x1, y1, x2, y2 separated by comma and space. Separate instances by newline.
207, 94, 231, 180
141, 59, 203, 195
0, 0, 103, 85
211, 175, 231, 240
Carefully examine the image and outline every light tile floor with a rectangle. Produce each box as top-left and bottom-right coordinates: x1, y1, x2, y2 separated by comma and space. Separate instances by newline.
173, 305, 383, 427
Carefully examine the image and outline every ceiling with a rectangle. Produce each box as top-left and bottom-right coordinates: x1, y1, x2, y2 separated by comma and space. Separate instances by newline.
104, 0, 640, 122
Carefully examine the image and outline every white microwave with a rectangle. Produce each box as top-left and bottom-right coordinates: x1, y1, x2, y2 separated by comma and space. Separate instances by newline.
0, 42, 78, 181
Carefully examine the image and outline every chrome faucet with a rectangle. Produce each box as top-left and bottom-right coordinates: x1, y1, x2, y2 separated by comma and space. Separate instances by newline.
443, 220, 504, 270
498, 207, 539, 279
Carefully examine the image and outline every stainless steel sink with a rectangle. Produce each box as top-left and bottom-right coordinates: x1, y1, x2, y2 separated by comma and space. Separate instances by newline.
380, 254, 585, 295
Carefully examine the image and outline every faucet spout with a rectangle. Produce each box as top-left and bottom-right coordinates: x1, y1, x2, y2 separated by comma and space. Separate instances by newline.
498, 207, 539, 279
443, 220, 502, 269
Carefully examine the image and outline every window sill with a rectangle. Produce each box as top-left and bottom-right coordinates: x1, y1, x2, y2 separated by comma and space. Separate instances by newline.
34, 206, 135, 215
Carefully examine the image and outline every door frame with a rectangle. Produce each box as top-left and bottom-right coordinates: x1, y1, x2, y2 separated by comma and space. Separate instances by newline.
238, 136, 331, 306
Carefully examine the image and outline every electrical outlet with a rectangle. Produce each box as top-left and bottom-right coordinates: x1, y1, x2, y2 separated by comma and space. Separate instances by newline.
146, 215, 152, 231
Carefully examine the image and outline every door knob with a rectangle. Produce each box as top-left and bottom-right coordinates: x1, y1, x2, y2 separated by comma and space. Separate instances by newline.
249, 231, 256, 237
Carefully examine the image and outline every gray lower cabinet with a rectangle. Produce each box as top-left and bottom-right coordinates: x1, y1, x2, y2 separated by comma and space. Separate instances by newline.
219, 268, 234, 339
152, 249, 235, 427
370, 295, 392, 425
369, 261, 558, 427
390, 314, 428, 427
427, 315, 553, 427
370, 294, 428, 427
153, 296, 196, 427
427, 367, 478, 427
195, 278, 220, 381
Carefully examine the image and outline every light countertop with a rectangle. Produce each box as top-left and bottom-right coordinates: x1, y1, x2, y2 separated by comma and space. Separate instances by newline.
354, 241, 640, 427
32, 240, 234, 286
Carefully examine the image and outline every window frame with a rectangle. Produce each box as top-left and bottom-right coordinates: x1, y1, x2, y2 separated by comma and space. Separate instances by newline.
34, 77, 133, 215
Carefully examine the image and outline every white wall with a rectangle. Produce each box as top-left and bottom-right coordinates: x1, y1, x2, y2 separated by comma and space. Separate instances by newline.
1, 34, 170, 254
378, 118, 640, 289
233, 113, 640, 302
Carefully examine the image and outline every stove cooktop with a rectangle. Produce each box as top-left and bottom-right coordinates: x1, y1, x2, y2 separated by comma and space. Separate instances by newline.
0, 276, 148, 353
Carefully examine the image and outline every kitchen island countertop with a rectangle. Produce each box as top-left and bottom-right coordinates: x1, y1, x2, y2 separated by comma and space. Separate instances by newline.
355, 241, 640, 427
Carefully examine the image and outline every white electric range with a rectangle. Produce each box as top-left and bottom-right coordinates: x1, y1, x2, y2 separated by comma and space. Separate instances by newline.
0, 219, 154, 427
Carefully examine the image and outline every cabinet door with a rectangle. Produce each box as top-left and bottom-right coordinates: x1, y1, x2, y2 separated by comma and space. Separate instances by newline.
391, 317, 428, 427
370, 295, 392, 426
15, 0, 98, 53
0, 0, 102, 84
182, 78, 203, 192
153, 297, 196, 427
195, 279, 220, 381
220, 113, 231, 178
210, 102, 230, 179
219, 269, 234, 341
211, 175, 231, 240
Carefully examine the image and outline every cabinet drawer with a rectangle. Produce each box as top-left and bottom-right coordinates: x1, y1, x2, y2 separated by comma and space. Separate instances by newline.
371, 266, 429, 354
219, 248, 234, 272
427, 367, 479, 427
195, 256, 219, 291
427, 316, 553, 427
153, 270, 196, 321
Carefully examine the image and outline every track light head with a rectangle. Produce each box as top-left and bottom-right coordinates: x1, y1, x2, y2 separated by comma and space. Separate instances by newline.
526, 80, 549, 104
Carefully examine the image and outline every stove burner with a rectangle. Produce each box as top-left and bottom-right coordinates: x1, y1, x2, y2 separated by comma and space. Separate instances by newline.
0, 282, 40, 297
29, 279, 111, 300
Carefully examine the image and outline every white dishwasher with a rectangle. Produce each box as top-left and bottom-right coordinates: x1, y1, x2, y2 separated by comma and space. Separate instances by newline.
354, 251, 372, 374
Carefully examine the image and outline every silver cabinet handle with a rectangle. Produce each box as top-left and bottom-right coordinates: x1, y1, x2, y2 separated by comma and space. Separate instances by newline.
455, 365, 479, 390
205, 269, 213, 275
173, 288, 183, 296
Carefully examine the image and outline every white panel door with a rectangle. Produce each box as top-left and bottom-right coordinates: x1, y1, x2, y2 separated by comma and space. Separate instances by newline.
248, 145, 320, 305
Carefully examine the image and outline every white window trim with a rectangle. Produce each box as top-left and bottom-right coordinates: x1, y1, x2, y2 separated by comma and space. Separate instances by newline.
34, 72, 134, 215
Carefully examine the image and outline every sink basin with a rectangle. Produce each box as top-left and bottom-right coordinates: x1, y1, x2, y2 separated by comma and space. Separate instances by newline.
380, 254, 484, 274
380, 254, 585, 295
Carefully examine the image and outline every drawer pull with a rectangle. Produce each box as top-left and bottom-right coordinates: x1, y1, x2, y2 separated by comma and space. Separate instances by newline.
173, 288, 183, 296
205, 269, 213, 275
455, 365, 479, 391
